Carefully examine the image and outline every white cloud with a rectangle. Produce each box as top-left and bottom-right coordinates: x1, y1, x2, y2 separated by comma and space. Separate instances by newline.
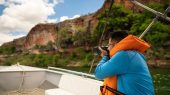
0, 0, 5, 4
60, 16, 69, 22
46, 18, 58, 23
0, 33, 25, 46
60, 15, 80, 22
72, 15, 81, 18
0, 0, 63, 45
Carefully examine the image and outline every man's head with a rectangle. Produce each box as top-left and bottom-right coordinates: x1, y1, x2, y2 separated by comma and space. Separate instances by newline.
108, 30, 128, 50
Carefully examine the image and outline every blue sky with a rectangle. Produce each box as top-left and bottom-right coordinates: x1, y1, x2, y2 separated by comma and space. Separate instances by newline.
0, 0, 104, 45
49, 0, 104, 19
0, 0, 104, 21
0, 5, 5, 15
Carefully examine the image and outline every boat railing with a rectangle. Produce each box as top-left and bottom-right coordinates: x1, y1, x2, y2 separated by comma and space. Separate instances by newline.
48, 66, 95, 79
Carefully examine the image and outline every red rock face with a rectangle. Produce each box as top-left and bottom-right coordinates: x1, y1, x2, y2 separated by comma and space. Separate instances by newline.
24, 24, 57, 49
2, 0, 165, 50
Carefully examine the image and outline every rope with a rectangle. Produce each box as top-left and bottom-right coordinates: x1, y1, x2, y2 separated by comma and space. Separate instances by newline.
7, 64, 43, 95
18, 64, 25, 91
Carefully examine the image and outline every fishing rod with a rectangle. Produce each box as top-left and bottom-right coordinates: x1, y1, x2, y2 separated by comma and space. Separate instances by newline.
130, 0, 170, 39
98, 0, 114, 46
89, 0, 114, 73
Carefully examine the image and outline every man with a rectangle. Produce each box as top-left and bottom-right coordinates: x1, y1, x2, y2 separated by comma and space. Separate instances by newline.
95, 31, 155, 95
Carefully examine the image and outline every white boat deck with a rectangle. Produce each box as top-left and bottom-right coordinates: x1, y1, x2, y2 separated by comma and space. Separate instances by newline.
0, 65, 45, 72
1, 88, 45, 95
0, 65, 102, 95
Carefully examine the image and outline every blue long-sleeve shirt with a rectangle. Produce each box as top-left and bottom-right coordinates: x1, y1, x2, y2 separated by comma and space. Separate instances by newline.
95, 50, 155, 95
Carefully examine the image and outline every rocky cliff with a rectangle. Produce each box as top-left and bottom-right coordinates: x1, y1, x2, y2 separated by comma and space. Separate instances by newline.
1, 0, 166, 50
24, 24, 57, 49
1, 37, 26, 51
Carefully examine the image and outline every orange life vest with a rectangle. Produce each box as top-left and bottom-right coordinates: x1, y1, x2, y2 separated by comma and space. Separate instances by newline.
100, 35, 150, 95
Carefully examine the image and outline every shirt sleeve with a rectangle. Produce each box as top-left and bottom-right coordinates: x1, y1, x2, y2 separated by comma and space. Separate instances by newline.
95, 51, 130, 80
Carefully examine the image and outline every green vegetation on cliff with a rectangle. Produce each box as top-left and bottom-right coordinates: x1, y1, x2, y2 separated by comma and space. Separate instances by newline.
94, 3, 170, 59
0, 46, 16, 54
3, 47, 94, 67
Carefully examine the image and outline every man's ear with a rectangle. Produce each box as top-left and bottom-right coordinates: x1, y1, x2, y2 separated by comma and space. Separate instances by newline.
111, 39, 118, 44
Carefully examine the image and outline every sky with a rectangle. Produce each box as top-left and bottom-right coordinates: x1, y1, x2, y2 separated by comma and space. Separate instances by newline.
0, 0, 104, 45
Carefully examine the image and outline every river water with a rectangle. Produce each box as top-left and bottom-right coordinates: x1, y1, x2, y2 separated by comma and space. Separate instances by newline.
62, 67, 170, 95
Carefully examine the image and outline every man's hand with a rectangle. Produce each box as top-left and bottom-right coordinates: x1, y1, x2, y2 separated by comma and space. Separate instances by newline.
99, 47, 108, 57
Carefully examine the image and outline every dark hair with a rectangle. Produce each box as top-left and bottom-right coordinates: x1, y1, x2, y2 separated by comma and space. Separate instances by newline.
109, 30, 128, 42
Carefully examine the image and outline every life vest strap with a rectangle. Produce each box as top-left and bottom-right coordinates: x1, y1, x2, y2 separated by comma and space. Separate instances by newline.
100, 85, 126, 95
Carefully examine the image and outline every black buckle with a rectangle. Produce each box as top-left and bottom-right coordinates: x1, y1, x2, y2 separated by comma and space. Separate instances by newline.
100, 86, 105, 95
100, 85, 126, 95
